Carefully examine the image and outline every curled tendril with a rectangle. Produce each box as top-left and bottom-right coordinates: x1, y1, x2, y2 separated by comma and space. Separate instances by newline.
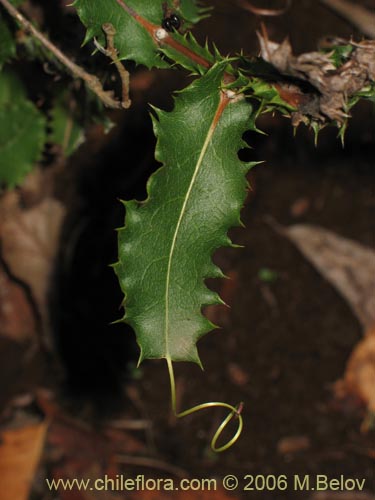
167, 358, 244, 453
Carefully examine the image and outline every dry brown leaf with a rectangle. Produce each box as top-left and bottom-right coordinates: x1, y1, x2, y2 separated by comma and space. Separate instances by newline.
282, 224, 375, 330
0, 190, 65, 329
236, 0, 291, 17
257, 35, 375, 123
279, 223, 375, 419
0, 266, 37, 342
126, 489, 238, 500
0, 420, 48, 500
310, 492, 375, 500
227, 363, 249, 387
277, 435, 311, 455
319, 0, 375, 38
335, 326, 375, 415
290, 197, 310, 218
46, 405, 145, 478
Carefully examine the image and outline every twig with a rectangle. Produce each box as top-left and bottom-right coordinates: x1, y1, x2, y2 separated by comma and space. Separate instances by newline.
0, 0, 123, 109
108, 418, 151, 430
319, 0, 375, 38
101, 23, 131, 109
115, 454, 188, 479
236, 0, 291, 17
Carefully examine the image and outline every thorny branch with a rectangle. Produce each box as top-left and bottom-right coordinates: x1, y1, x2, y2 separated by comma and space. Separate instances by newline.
0, 0, 126, 109
1, 0, 374, 123
257, 33, 375, 125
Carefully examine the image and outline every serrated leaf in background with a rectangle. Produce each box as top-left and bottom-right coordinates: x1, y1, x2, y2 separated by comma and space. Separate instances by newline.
74, 0, 208, 69
0, 70, 46, 188
0, 14, 16, 69
0, 69, 26, 105
49, 94, 84, 157
114, 63, 255, 366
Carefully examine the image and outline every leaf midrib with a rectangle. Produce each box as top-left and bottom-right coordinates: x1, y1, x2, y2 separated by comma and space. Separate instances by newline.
164, 104, 220, 360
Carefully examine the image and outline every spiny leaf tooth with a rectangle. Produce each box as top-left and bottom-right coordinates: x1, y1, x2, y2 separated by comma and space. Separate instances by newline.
216, 233, 233, 248
213, 43, 222, 59
110, 316, 125, 325
82, 27, 97, 47
200, 288, 223, 306
185, 349, 203, 368
205, 263, 226, 279
238, 218, 246, 229
195, 318, 220, 341
239, 138, 250, 149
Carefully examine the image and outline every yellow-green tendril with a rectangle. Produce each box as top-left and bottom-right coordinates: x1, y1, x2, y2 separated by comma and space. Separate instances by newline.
166, 358, 243, 452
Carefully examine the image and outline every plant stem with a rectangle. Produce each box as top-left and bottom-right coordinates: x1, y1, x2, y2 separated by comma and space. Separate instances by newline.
0, 0, 124, 109
166, 357, 244, 453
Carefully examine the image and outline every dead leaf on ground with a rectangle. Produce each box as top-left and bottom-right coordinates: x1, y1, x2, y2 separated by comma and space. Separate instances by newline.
0, 420, 48, 500
281, 224, 375, 330
334, 325, 375, 418
41, 395, 146, 496
277, 435, 311, 455
277, 223, 375, 421
290, 197, 310, 218
227, 363, 249, 387
0, 188, 65, 334
47, 416, 144, 474
0, 266, 37, 343
126, 489, 239, 500
319, 0, 375, 38
310, 492, 375, 500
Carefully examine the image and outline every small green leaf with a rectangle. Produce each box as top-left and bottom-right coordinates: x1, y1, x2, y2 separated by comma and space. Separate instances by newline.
242, 76, 295, 114
0, 70, 46, 188
0, 102, 46, 188
49, 94, 84, 156
326, 44, 354, 68
114, 63, 256, 365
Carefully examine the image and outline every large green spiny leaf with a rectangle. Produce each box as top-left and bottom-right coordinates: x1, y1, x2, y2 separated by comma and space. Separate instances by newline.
114, 63, 255, 366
